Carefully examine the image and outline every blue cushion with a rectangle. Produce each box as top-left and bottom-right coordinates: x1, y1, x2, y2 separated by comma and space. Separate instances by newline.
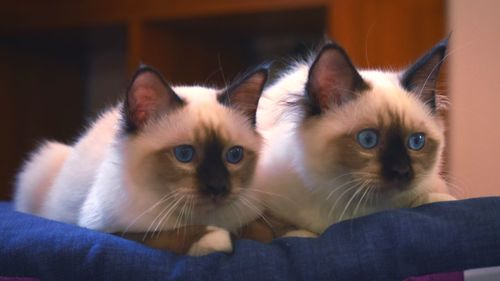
1, 198, 500, 281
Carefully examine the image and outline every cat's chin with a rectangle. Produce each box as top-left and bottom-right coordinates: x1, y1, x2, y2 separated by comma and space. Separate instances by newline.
379, 181, 414, 193
192, 196, 238, 213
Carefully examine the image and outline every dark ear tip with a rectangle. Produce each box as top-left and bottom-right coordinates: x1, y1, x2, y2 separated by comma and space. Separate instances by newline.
260, 60, 273, 70
253, 63, 272, 77
254, 67, 269, 77
256, 68, 269, 81
243, 64, 270, 87
128, 66, 155, 84
434, 36, 450, 55
442, 32, 452, 45
313, 42, 353, 67
128, 65, 171, 90
320, 44, 336, 53
319, 41, 346, 53
133, 64, 160, 76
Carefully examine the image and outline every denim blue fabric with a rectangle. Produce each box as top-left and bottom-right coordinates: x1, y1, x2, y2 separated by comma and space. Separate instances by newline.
1, 198, 499, 281
404, 272, 463, 281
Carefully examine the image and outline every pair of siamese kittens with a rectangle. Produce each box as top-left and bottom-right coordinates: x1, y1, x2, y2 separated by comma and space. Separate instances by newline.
14, 38, 455, 255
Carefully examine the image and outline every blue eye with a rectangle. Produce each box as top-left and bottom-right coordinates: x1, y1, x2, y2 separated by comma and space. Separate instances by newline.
357, 129, 379, 149
408, 133, 425, 150
174, 145, 195, 163
226, 146, 244, 164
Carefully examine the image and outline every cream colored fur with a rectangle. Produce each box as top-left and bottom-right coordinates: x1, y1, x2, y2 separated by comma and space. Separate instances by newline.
15, 141, 72, 214
256, 63, 455, 234
14, 86, 263, 237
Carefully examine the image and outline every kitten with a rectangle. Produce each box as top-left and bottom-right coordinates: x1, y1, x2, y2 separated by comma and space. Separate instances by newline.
14, 65, 268, 255
255, 39, 455, 235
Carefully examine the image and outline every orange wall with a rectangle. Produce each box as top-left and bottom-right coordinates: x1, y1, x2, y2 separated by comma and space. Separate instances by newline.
448, 0, 500, 198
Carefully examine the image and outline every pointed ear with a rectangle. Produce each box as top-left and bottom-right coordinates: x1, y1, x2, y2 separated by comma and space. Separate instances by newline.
124, 66, 184, 133
218, 67, 268, 126
305, 43, 368, 115
401, 38, 448, 112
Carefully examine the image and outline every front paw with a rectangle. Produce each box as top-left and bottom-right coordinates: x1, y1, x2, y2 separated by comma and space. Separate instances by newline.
411, 193, 457, 207
187, 226, 233, 256
426, 193, 457, 203
282, 229, 318, 238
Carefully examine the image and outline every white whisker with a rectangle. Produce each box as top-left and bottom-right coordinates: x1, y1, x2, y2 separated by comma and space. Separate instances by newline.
338, 181, 369, 222
145, 193, 180, 233
352, 183, 373, 218
239, 195, 270, 228
174, 196, 189, 233
327, 182, 364, 219
251, 188, 298, 206
122, 191, 177, 235
326, 178, 364, 200
229, 202, 243, 229
149, 195, 184, 240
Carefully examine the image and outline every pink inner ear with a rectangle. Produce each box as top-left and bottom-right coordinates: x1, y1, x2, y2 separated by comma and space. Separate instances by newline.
128, 71, 176, 129
222, 70, 267, 120
313, 70, 346, 110
317, 92, 332, 111
309, 46, 365, 111
131, 87, 157, 125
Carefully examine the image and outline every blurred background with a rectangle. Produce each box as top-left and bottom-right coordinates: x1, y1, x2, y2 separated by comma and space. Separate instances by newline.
0, 0, 498, 200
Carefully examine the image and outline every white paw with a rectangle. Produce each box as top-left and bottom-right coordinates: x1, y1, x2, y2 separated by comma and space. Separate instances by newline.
411, 193, 457, 207
187, 226, 233, 256
282, 229, 318, 238
426, 193, 457, 203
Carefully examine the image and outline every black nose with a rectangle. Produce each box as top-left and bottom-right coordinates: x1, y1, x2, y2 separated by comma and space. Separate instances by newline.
380, 131, 414, 186
206, 185, 228, 196
388, 164, 412, 182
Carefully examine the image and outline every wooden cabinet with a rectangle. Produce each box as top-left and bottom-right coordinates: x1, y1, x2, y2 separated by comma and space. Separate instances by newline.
0, 0, 445, 199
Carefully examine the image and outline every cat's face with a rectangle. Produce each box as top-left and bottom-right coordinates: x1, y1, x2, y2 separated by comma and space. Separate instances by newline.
121, 66, 267, 227
300, 71, 444, 199
297, 40, 447, 212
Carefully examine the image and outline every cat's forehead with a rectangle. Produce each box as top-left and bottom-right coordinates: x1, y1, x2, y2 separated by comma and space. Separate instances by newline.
134, 86, 260, 152
171, 85, 234, 128
172, 85, 219, 104
359, 70, 403, 97
317, 69, 441, 137
359, 70, 432, 121
173, 86, 234, 128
